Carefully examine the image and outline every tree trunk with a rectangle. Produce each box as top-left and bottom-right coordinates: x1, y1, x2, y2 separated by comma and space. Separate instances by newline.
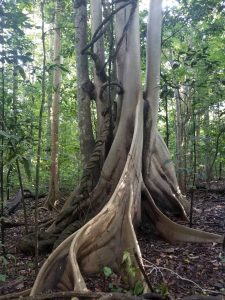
175, 87, 187, 193
74, 0, 95, 166
90, 0, 106, 136
46, 33, 54, 160
45, 0, 64, 210
204, 108, 211, 181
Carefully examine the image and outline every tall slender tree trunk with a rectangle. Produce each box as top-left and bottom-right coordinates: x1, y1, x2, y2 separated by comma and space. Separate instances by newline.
0, 29, 5, 256
175, 88, 183, 188
46, 33, 54, 157
90, 0, 106, 136
34, 0, 47, 274
74, 0, 95, 166
204, 108, 211, 182
45, 0, 63, 210
175, 88, 187, 192
165, 85, 169, 147
12, 52, 28, 233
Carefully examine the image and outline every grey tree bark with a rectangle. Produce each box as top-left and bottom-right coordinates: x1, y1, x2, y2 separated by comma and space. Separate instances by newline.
74, 0, 95, 166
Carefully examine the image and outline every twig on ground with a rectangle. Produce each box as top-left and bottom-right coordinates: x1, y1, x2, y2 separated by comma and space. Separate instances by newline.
143, 258, 225, 296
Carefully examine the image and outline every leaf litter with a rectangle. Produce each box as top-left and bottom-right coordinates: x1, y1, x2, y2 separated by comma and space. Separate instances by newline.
0, 188, 225, 298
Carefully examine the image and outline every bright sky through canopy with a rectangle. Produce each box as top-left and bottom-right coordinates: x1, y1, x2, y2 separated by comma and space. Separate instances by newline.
140, 0, 179, 10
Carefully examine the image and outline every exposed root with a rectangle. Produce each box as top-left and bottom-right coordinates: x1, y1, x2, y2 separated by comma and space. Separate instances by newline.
28, 97, 223, 297
0, 291, 103, 300
44, 190, 66, 212
142, 183, 223, 244
145, 132, 189, 219
0, 288, 31, 300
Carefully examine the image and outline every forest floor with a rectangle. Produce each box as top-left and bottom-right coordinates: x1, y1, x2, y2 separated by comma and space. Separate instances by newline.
0, 184, 225, 299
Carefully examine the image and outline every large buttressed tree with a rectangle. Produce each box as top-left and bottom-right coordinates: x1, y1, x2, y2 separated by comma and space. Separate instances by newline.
27, 0, 223, 295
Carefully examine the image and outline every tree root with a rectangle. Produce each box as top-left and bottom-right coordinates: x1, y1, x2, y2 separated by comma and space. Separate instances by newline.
183, 296, 225, 300
30, 100, 146, 295
45, 190, 66, 211
28, 98, 223, 297
0, 291, 103, 300
2, 290, 224, 300
142, 183, 223, 243
0, 288, 30, 300
144, 132, 189, 219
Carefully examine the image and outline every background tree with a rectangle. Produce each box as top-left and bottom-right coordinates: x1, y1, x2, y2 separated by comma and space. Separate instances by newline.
0, 0, 33, 253
45, 0, 65, 210
74, 0, 95, 167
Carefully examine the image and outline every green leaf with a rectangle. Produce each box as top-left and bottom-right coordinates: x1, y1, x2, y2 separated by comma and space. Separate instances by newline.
122, 251, 131, 265
59, 64, 69, 73
134, 280, 144, 295
128, 266, 136, 278
155, 283, 169, 296
0, 256, 8, 266
0, 130, 18, 141
0, 274, 6, 282
0, 130, 11, 139
103, 266, 112, 277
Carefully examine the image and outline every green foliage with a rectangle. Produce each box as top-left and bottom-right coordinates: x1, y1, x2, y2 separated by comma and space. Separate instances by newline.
103, 266, 113, 278
133, 280, 144, 296
0, 274, 7, 282
157, 0, 225, 184
0, 253, 16, 282
155, 283, 169, 297
122, 251, 137, 278
101, 251, 144, 295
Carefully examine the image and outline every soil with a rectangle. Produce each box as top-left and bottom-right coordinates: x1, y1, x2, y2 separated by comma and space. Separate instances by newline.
0, 187, 225, 299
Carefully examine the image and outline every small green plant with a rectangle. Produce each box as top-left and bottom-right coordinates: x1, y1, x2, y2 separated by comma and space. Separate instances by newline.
103, 266, 113, 278
0, 273, 6, 282
0, 253, 16, 282
102, 251, 144, 295
121, 251, 137, 278
121, 251, 144, 295
0, 255, 8, 266
133, 280, 144, 296
155, 282, 169, 296
0, 255, 8, 282
102, 266, 122, 292
219, 253, 225, 263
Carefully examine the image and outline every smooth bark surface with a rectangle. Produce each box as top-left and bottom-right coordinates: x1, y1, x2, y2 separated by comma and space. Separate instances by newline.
45, 0, 63, 210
